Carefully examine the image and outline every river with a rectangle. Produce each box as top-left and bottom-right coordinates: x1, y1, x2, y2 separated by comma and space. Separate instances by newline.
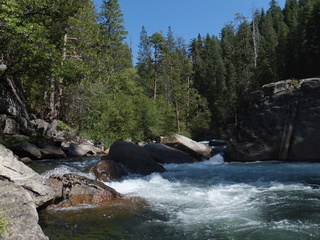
31, 155, 320, 240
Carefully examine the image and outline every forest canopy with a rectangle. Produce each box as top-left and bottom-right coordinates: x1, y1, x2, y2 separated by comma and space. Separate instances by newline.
1, 0, 320, 145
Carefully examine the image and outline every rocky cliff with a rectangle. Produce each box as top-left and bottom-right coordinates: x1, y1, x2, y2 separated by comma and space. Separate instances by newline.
226, 78, 320, 162
0, 77, 31, 136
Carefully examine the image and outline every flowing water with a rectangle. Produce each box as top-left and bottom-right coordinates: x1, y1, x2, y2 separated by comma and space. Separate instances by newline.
33, 155, 320, 240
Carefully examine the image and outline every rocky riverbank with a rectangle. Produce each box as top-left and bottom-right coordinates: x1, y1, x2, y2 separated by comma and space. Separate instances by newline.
0, 133, 214, 239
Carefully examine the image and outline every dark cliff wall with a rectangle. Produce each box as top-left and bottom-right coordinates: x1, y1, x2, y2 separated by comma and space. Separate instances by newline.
0, 77, 30, 135
226, 78, 320, 162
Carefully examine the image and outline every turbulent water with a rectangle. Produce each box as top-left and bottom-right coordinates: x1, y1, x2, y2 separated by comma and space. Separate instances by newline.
34, 155, 320, 240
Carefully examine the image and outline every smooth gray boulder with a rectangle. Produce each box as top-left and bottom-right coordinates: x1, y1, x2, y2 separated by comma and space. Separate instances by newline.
0, 144, 55, 207
161, 134, 212, 160
67, 143, 102, 157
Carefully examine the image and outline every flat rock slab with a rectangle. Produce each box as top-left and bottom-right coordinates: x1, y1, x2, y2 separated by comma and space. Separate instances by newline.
0, 144, 55, 207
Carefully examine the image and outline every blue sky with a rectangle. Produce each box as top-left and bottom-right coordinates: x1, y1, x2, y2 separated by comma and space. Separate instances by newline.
93, 0, 286, 63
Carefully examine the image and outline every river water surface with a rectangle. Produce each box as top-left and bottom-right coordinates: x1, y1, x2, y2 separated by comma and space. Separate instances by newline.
32, 155, 320, 240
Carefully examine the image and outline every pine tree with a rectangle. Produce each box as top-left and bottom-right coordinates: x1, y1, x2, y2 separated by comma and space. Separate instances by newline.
136, 26, 153, 97
149, 32, 168, 100
99, 0, 132, 72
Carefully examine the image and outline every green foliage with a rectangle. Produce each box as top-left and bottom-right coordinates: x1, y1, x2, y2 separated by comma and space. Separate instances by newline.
3, 0, 320, 144
0, 210, 10, 237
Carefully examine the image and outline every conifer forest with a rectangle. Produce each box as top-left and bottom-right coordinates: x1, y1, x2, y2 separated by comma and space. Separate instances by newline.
1, 0, 320, 145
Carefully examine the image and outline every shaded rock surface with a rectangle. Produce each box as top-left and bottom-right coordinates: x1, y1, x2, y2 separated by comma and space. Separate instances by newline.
105, 141, 166, 175
91, 160, 127, 182
144, 143, 198, 164
0, 181, 49, 240
161, 134, 212, 160
226, 78, 320, 162
9, 141, 42, 160
47, 173, 123, 207
0, 144, 55, 207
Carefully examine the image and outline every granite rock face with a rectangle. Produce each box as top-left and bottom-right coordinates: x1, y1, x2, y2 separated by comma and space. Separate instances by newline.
0, 181, 49, 240
226, 78, 320, 162
0, 144, 55, 207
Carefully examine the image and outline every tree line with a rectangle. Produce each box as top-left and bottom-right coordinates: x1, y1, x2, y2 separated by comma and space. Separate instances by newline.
1, 0, 320, 145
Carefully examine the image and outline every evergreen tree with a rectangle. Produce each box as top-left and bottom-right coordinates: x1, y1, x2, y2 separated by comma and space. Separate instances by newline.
149, 32, 168, 100
305, 0, 320, 76
99, 0, 132, 72
136, 26, 153, 97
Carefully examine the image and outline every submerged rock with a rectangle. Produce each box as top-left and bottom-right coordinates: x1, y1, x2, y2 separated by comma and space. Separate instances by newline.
226, 78, 320, 162
161, 134, 213, 160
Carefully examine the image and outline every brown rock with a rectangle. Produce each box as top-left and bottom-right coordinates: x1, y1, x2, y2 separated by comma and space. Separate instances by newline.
91, 160, 127, 182
48, 173, 123, 207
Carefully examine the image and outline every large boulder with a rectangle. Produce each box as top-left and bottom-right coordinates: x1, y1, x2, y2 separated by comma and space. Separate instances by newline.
0, 144, 55, 207
91, 160, 127, 182
0, 181, 49, 240
226, 78, 320, 162
67, 143, 102, 157
47, 173, 123, 207
39, 147, 67, 159
9, 141, 42, 160
106, 141, 166, 175
160, 134, 213, 160
143, 143, 198, 164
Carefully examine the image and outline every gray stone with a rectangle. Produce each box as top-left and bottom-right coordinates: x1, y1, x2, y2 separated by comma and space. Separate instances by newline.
106, 141, 166, 175
161, 134, 213, 160
39, 147, 67, 159
0, 144, 55, 207
30, 119, 49, 135
68, 143, 102, 157
226, 78, 320, 162
3, 118, 20, 135
144, 143, 197, 164
9, 141, 42, 160
0, 181, 49, 240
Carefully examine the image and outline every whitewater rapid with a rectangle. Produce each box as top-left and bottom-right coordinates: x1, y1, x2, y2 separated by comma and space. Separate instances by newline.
37, 155, 320, 239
